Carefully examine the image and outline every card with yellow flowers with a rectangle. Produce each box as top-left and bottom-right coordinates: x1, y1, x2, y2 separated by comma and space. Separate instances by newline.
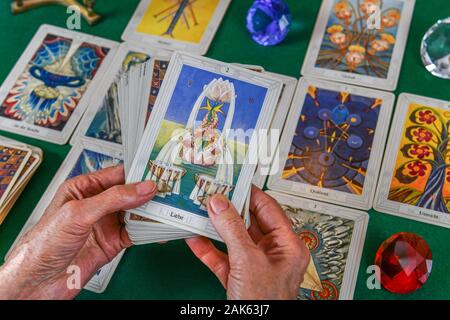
301, 0, 415, 91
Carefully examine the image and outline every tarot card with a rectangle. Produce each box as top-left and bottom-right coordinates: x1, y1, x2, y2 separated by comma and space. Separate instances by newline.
122, 0, 231, 55
125, 63, 263, 244
125, 186, 251, 245
252, 73, 298, 189
0, 136, 43, 224
5, 153, 41, 200
127, 52, 283, 240
268, 191, 368, 300
301, 0, 415, 91
0, 143, 31, 207
117, 57, 158, 174
0, 25, 118, 144
374, 94, 450, 228
0, 142, 40, 224
147, 55, 171, 122
71, 43, 172, 150
6, 142, 123, 293
267, 78, 394, 210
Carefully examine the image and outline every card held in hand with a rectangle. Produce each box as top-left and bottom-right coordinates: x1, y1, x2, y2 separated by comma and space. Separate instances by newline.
127, 52, 283, 240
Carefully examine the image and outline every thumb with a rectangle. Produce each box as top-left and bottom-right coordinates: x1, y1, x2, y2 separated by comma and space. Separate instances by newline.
207, 194, 254, 251
73, 180, 157, 226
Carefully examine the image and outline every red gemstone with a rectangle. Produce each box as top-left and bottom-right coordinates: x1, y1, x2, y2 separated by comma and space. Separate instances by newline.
375, 232, 432, 294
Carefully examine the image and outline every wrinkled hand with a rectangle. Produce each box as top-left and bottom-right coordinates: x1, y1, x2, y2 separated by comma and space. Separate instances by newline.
0, 166, 156, 300
186, 186, 310, 300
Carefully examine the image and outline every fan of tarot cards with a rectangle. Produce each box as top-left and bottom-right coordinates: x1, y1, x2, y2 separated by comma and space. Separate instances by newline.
6, 0, 449, 301
0, 136, 42, 225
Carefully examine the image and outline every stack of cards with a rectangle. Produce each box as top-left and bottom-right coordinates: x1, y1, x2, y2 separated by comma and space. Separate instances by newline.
0, 136, 42, 224
116, 56, 154, 173
71, 42, 200, 245
70, 42, 172, 151
125, 213, 195, 245
122, 56, 297, 243
125, 52, 284, 240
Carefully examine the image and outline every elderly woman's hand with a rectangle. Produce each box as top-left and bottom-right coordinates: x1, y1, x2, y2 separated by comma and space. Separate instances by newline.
0, 166, 156, 300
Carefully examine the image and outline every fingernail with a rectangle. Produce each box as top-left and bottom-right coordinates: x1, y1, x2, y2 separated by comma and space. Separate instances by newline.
136, 181, 156, 196
209, 194, 230, 215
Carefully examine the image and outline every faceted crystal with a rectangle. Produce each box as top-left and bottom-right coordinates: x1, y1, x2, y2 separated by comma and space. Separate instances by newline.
246, 0, 292, 46
421, 17, 450, 79
375, 232, 432, 294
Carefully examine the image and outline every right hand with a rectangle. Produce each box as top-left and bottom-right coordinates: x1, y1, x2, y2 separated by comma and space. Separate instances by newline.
186, 186, 310, 300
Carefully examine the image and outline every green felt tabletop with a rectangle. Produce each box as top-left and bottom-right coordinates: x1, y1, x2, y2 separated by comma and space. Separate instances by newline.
0, 0, 449, 300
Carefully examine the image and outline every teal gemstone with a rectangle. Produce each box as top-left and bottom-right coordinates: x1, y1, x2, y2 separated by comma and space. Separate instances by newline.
421, 17, 450, 79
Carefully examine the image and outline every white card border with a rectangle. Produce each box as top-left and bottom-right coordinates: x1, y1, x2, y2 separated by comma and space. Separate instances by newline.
252, 73, 298, 188
127, 52, 283, 240
267, 77, 394, 210
0, 143, 32, 207
121, 0, 232, 55
0, 24, 119, 145
267, 190, 369, 300
70, 42, 173, 151
301, 0, 415, 91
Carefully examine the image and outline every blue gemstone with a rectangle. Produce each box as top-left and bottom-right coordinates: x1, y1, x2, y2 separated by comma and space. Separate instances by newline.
246, 0, 292, 46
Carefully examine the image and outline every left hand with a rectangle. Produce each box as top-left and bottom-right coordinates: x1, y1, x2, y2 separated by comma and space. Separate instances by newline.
0, 166, 156, 300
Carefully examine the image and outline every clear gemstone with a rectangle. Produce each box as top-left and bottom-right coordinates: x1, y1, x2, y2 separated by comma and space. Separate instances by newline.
246, 0, 292, 46
421, 17, 450, 79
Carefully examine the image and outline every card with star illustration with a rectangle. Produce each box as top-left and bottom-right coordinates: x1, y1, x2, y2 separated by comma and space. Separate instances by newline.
301, 0, 415, 91
122, 0, 231, 55
0, 24, 118, 144
127, 52, 283, 241
267, 77, 394, 210
267, 191, 369, 300
375, 93, 450, 228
